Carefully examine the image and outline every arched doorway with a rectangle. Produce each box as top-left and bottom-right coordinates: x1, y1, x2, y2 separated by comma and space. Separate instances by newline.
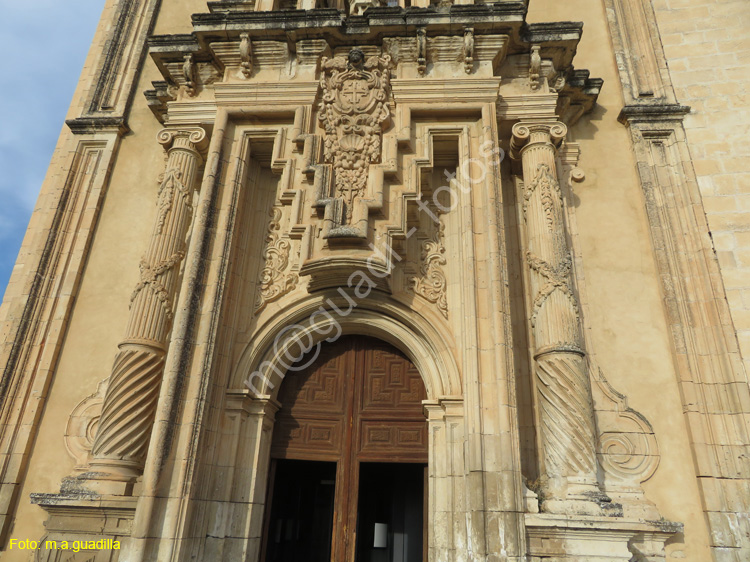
261, 336, 428, 562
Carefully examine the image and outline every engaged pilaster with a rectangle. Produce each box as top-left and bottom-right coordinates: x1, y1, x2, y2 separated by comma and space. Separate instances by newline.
87, 128, 207, 490
511, 121, 605, 515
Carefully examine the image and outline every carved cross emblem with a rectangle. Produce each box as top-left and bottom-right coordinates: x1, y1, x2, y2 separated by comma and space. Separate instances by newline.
341, 79, 369, 109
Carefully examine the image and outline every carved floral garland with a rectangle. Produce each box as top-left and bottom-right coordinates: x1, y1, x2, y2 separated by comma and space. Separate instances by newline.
523, 163, 561, 231
156, 168, 191, 234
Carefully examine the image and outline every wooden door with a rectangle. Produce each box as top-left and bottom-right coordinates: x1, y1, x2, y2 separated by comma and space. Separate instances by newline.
268, 336, 427, 562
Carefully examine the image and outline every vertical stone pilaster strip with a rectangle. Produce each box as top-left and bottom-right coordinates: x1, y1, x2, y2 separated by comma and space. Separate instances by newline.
88, 128, 207, 482
511, 122, 603, 514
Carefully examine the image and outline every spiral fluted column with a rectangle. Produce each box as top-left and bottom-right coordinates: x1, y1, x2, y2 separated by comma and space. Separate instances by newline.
511, 121, 604, 514
87, 128, 207, 487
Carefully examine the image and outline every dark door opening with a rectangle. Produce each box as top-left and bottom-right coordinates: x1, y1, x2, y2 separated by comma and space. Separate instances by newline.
263, 459, 336, 562
355, 462, 426, 562
263, 337, 428, 562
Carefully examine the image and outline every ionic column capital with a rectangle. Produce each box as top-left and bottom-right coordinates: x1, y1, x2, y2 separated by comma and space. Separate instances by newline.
510, 121, 567, 160
157, 127, 209, 157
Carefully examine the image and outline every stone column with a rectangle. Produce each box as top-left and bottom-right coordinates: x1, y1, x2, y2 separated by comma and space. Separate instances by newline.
510, 121, 604, 514
87, 128, 207, 488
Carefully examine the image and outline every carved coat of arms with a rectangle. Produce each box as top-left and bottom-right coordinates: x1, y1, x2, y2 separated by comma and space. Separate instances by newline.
318, 49, 392, 223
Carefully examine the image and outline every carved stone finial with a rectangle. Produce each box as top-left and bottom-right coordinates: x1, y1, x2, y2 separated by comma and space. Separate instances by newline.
183, 54, 196, 96
239, 33, 252, 78
529, 45, 541, 91
463, 27, 474, 74
417, 28, 427, 76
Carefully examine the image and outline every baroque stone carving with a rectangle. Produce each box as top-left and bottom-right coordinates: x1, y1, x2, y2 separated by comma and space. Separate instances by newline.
155, 168, 191, 234
183, 54, 196, 96
255, 207, 298, 312
131, 252, 185, 321
535, 353, 599, 478
410, 209, 448, 319
317, 48, 392, 226
417, 28, 427, 75
593, 367, 661, 518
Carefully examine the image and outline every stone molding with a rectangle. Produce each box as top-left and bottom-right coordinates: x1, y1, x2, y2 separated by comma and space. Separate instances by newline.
0, 136, 119, 545
605, 0, 750, 557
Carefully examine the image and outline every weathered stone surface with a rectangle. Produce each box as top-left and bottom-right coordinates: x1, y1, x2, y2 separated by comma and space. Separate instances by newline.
0, 0, 747, 561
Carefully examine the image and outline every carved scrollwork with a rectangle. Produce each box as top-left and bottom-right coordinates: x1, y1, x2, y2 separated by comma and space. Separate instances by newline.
318, 48, 392, 224
64, 379, 108, 472
183, 54, 196, 96
593, 367, 661, 518
410, 210, 448, 318
255, 207, 298, 312
239, 33, 252, 78
417, 28, 427, 75
594, 368, 659, 483
529, 45, 541, 90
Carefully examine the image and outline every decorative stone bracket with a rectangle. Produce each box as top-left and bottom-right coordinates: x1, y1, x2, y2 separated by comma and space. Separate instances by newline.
592, 367, 661, 520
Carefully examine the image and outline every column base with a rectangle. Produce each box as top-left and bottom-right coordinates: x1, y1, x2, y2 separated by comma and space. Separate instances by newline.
525, 513, 682, 561
30, 492, 137, 562
538, 477, 620, 517
65, 457, 143, 495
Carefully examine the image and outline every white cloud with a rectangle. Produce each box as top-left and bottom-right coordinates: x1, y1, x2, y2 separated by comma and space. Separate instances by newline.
0, 0, 103, 293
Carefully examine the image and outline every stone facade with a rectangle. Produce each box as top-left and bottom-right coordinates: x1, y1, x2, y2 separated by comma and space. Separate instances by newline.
0, 0, 747, 561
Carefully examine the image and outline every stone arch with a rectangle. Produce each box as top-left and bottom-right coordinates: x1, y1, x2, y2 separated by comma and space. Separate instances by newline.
231, 291, 462, 401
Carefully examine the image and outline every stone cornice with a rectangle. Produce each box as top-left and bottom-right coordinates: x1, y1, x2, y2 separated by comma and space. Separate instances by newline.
65, 117, 130, 136
617, 103, 691, 125
145, 5, 601, 125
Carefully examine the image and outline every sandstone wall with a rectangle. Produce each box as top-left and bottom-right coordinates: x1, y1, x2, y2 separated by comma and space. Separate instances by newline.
653, 0, 750, 375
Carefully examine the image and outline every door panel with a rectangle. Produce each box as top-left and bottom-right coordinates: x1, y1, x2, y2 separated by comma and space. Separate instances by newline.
266, 336, 427, 562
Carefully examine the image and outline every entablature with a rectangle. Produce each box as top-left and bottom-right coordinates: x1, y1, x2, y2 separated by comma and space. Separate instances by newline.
144, 4, 601, 125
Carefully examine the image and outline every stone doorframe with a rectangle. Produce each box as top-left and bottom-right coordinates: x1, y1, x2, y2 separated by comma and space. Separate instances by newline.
228, 300, 465, 561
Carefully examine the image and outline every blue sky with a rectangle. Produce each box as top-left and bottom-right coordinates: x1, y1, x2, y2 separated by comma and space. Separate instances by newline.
0, 0, 104, 297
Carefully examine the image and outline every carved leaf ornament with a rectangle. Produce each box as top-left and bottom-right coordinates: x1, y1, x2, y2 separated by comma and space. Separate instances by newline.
255, 207, 298, 312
